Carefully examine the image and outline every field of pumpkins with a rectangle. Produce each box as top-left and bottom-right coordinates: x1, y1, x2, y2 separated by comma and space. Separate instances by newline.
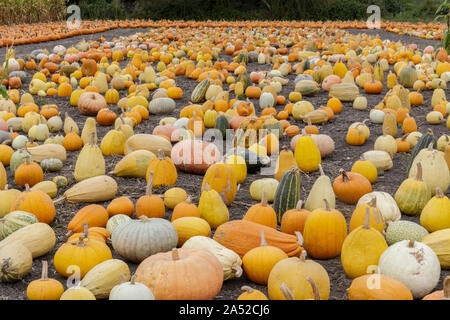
0, 21, 449, 301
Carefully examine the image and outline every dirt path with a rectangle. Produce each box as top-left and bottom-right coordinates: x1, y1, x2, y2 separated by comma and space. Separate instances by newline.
1, 27, 448, 300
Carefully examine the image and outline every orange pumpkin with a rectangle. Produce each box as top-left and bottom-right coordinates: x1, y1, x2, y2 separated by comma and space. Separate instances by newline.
67, 204, 109, 235
136, 172, 165, 219
333, 170, 372, 204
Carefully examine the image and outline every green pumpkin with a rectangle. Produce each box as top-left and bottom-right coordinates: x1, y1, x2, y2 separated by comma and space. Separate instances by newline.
53, 176, 68, 189
0, 211, 38, 240
385, 220, 429, 245
40, 158, 63, 172
394, 162, 431, 216
273, 167, 302, 224
226, 148, 269, 174
214, 115, 230, 140
237, 53, 249, 65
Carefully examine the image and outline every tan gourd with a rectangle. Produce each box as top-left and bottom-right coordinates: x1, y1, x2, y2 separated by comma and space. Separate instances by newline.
80, 117, 97, 145
305, 164, 336, 211
74, 133, 105, 182
55, 175, 118, 203
274, 146, 298, 181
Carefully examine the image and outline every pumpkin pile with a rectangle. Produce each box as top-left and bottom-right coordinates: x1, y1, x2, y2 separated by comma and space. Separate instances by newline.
0, 21, 449, 301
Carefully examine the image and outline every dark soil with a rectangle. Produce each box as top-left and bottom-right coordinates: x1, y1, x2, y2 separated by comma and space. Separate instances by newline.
1, 27, 449, 300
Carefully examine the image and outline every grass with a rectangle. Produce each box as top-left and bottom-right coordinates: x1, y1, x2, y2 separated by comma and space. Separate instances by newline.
0, 0, 66, 25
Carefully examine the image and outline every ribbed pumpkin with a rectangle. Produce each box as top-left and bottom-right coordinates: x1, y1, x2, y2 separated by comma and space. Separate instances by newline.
422, 276, 450, 300
135, 248, 223, 300
333, 170, 372, 204
0, 242, 32, 282
243, 191, 277, 228
213, 220, 303, 258
53, 230, 112, 278
67, 205, 109, 234
107, 197, 134, 217
242, 230, 289, 285
273, 167, 302, 224
146, 149, 177, 189
9, 184, 55, 224
349, 197, 384, 233
394, 162, 431, 216
201, 163, 237, 206
341, 207, 388, 278
26, 260, 64, 300
100, 128, 126, 156
111, 216, 178, 263
280, 200, 311, 235
302, 200, 347, 259
267, 251, 330, 300
60, 286, 96, 300
198, 187, 229, 229
294, 130, 321, 173
136, 173, 165, 219
14, 157, 44, 187
237, 286, 268, 300
172, 217, 211, 246
0, 211, 38, 240
348, 274, 413, 300
420, 188, 450, 232
74, 133, 105, 182
0, 186, 21, 218
421, 229, 450, 269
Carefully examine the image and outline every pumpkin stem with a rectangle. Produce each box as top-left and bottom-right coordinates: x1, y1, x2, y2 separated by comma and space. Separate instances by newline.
408, 240, 415, 248
157, 148, 165, 160
232, 263, 243, 278
299, 250, 307, 262
427, 128, 434, 136
130, 274, 136, 285
259, 229, 268, 247
280, 283, 296, 300
295, 232, 304, 246
363, 206, 371, 230
318, 164, 325, 176
171, 248, 180, 261
145, 171, 154, 196
323, 198, 331, 211
432, 185, 445, 200
306, 277, 320, 300
443, 276, 450, 300
260, 190, 268, 207
415, 162, 423, 182
295, 200, 304, 211
24, 184, 30, 192
241, 286, 254, 294
427, 142, 434, 151
40, 260, 49, 281
339, 169, 349, 182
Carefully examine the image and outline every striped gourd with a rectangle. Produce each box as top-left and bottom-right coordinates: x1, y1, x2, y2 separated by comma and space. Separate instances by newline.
394, 162, 431, 216
191, 76, 211, 103
215, 115, 230, 140
273, 168, 302, 224
0, 211, 38, 240
406, 129, 437, 174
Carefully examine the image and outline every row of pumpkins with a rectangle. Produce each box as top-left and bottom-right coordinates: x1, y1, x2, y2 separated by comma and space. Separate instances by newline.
1, 18, 447, 48
0, 26, 449, 300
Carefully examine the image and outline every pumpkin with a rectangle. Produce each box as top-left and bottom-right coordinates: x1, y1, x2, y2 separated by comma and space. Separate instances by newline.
280, 200, 311, 235
149, 97, 176, 115
407, 129, 437, 174
111, 150, 155, 178
267, 251, 330, 300
274, 146, 297, 182
106, 214, 132, 235
40, 158, 63, 172
351, 159, 378, 184
67, 205, 109, 235
302, 199, 347, 259
74, 133, 105, 182
112, 216, 177, 263
421, 229, 450, 269
81, 59, 98, 76
26, 260, 64, 300
422, 276, 450, 300
198, 187, 229, 229
420, 188, 450, 232
201, 163, 237, 206
100, 128, 126, 156
182, 236, 243, 281
136, 173, 165, 219
56, 175, 118, 203
77, 92, 107, 116
0, 243, 32, 282
243, 191, 277, 229
333, 170, 372, 205
399, 65, 418, 88
109, 275, 155, 300
161, 187, 187, 211
408, 144, 450, 196
224, 154, 247, 184
349, 197, 384, 233
107, 197, 134, 217
237, 286, 268, 300
395, 162, 431, 216
146, 149, 177, 189
124, 134, 172, 156
249, 178, 279, 203
378, 240, 441, 298
172, 217, 211, 246
361, 150, 393, 171
348, 274, 413, 300
10, 184, 55, 224
135, 248, 223, 300
0, 222, 55, 258
341, 207, 388, 278
242, 230, 289, 285
80, 259, 131, 299
60, 286, 96, 300
213, 219, 303, 258
0, 210, 37, 240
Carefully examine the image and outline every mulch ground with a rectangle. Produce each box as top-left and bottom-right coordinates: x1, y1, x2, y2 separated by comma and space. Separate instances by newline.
1, 27, 449, 300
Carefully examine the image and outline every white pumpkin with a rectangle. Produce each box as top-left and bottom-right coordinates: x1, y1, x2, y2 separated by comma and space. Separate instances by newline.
357, 191, 401, 227
378, 240, 441, 298
249, 178, 279, 202
109, 276, 155, 300
374, 134, 397, 157
361, 150, 393, 171
369, 109, 385, 124
173, 117, 189, 129
259, 92, 275, 109
353, 96, 368, 110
